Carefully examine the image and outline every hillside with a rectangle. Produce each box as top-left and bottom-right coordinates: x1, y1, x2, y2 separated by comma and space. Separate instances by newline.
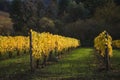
0, 11, 13, 35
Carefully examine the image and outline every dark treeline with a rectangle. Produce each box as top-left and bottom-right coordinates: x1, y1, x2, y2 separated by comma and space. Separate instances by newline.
0, 0, 120, 46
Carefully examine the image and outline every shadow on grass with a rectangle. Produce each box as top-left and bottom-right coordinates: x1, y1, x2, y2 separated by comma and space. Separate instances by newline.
0, 64, 33, 80
0, 55, 33, 80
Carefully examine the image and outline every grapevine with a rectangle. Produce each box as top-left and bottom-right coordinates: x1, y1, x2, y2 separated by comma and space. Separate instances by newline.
112, 40, 120, 48
31, 30, 80, 59
94, 31, 112, 57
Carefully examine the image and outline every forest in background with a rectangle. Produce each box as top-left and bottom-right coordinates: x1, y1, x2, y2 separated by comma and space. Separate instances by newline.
0, 0, 120, 46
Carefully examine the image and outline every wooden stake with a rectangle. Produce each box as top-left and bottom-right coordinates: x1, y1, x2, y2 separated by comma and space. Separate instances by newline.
30, 29, 33, 71
105, 32, 110, 71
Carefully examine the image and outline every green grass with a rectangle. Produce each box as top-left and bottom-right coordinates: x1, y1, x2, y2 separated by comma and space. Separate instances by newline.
37, 48, 93, 79
0, 48, 120, 80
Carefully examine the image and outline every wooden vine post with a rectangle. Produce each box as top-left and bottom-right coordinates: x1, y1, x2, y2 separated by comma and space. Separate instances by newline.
104, 32, 110, 71
30, 29, 33, 71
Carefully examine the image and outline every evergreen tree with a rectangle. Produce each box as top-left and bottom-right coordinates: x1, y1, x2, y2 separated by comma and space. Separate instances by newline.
10, 0, 23, 34
58, 0, 72, 17
0, 0, 10, 12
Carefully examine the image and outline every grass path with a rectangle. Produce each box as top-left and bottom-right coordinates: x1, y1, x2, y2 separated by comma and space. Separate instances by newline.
37, 48, 93, 79
0, 48, 120, 80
